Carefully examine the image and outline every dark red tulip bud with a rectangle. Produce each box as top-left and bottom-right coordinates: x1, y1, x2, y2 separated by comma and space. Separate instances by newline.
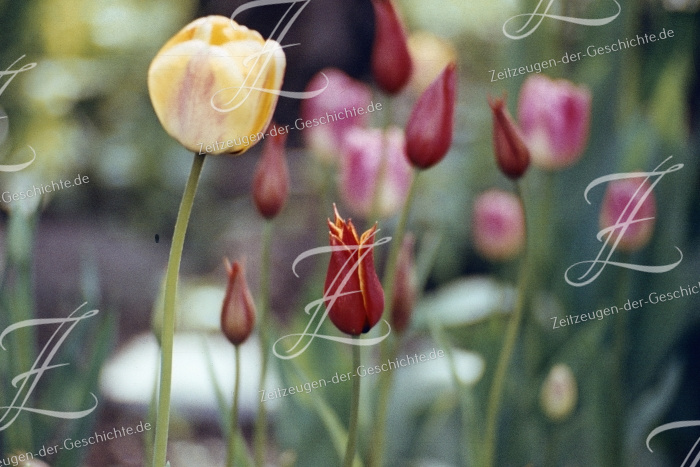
371, 0, 413, 94
405, 63, 457, 169
253, 129, 289, 219
391, 233, 417, 333
324, 205, 385, 335
488, 95, 530, 179
221, 259, 256, 346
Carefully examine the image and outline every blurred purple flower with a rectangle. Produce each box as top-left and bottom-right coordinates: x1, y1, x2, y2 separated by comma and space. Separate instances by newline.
340, 126, 412, 218
301, 68, 372, 163
473, 189, 525, 261
518, 75, 592, 170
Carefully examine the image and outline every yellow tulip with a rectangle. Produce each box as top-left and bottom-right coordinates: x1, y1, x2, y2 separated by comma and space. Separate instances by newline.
148, 15, 286, 155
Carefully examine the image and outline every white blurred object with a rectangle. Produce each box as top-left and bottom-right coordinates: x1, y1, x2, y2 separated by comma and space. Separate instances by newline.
99, 332, 280, 420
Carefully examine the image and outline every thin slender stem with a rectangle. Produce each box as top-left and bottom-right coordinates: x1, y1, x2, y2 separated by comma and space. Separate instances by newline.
483, 181, 530, 467
369, 170, 419, 467
611, 257, 631, 466
343, 339, 362, 467
228, 346, 242, 467
152, 152, 206, 467
254, 220, 274, 467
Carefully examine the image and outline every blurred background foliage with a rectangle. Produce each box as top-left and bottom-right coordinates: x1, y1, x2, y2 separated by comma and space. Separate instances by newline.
0, 0, 698, 465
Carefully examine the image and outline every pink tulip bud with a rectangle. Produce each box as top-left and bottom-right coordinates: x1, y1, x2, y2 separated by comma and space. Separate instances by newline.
405, 63, 457, 169
391, 233, 417, 334
518, 75, 592, 170
301, 68, 372, 163
253, 128, 289, 219
599, 178, 656, 252
371, 0, 413, 94
473, 189, 525, 261
221, 260, 256, 346
488, 95, 530, 180
340, 126, 412, 218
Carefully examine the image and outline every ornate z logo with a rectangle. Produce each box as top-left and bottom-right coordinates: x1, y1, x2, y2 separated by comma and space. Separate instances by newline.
211, 0, 328, 113
0, 55, 37, 172
502, 0, 621, 40
647, 420, 700, 466
272, 234, 391, 360
564, 157, 683, 287
0, 303, 99, 431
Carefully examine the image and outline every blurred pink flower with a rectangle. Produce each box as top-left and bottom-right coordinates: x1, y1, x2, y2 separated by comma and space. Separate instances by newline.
599, 178, 656, 252
301, 68, 372, 163
473, 189, 525, 261
518, 75, 591, 170
340, 126, 412, 218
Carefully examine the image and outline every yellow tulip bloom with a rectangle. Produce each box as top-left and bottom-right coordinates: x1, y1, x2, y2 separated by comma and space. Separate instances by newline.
148, 16, 286, 155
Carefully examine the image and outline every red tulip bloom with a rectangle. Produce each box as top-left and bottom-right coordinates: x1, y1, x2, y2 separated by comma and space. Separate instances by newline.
488, 95, 530, 179
253, 129, 289, 219
221, 259, 256, 346
405, 63, 457, 169
324, 205, 385, 335
371, 0, 413, 94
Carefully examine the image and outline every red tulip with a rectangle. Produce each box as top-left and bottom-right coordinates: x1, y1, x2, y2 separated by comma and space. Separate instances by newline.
488, 95, 530, 179
324, 205, 385, 335
253, 129, 289, 219
518, 75, 591, 170
221, 260, 256, 346
391, 233, 417, 333
405, 63, 457, 169
371, 0, 413, 94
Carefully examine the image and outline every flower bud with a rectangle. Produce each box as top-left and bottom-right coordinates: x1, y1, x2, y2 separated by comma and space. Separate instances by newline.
599, 178, 656, 252
301, 68, 372, 163
340, 126, 412, 218
473, 189, 525, 261
405, 63, 457, 169
488, 95, 530, 179
221, 259, 256, 346
325, 205, 385, 335
518, 75, 591, 170
371, 0, 413, 94
540, 363, 577, 421
148, 16, 286, 155
391, 233, 417, 333
253, 129, 289, 219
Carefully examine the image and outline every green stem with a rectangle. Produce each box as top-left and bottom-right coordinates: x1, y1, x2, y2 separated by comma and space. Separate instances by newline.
611, 257, 631, 465
151, 152, 206, 467
343, 339, 362, 467
483, 182, 530, 467
254, 220, 273, 467
228, 346, 242, 467
369, 170, 419, 467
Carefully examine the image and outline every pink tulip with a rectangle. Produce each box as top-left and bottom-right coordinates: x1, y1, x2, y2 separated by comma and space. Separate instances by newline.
518, 75, 591, 170
301, 68, 372, 163
473, 189, 525, 261
599, 178, 656, 252
339, 126, 412, 218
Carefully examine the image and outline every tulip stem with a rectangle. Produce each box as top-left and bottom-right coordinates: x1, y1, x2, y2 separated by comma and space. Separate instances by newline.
254, 220, 273, 467
152, 152, 206, 467
483, 181, 530, 467
370, 170, 419, 467
343, 339, 362, 467
227, 345, 242, 467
